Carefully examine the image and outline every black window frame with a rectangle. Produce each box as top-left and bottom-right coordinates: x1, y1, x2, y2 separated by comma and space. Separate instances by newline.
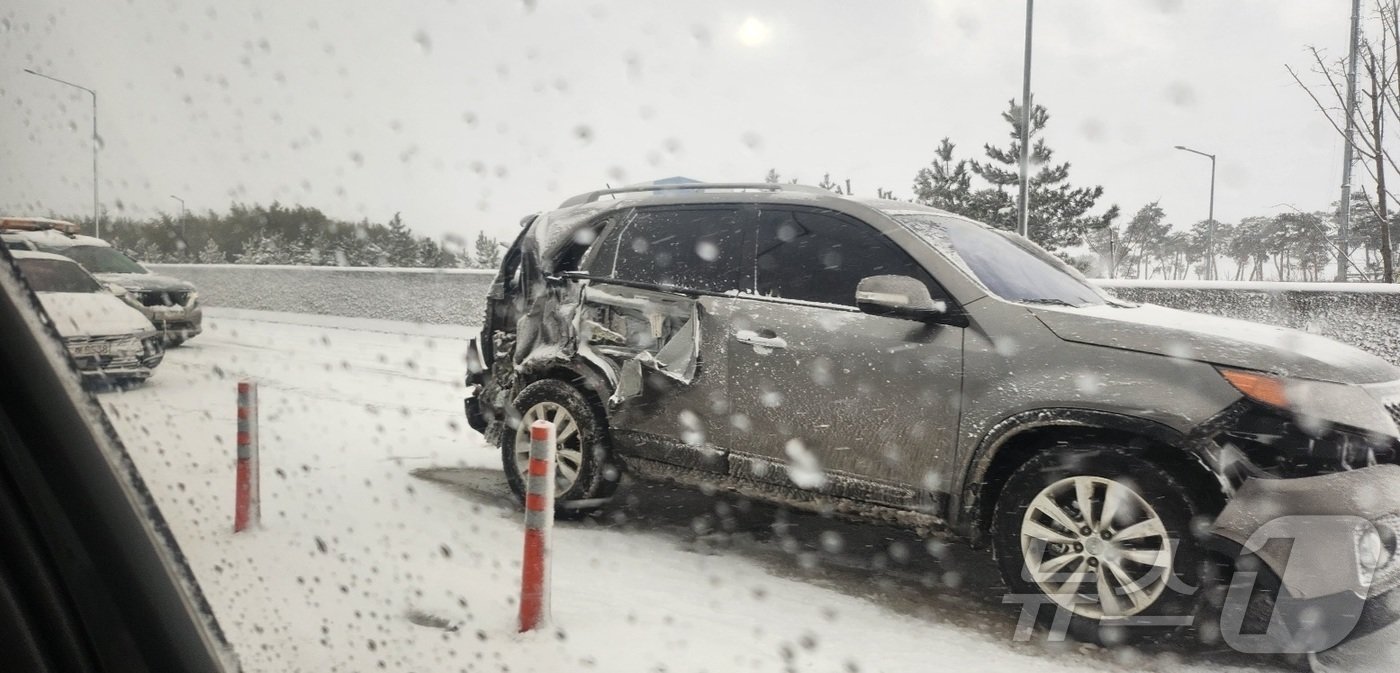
746, 206, 954, 311
577, 204, 754, 297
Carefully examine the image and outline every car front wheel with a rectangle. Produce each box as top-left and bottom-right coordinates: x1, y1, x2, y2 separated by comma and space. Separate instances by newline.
992, 446, 1210, 645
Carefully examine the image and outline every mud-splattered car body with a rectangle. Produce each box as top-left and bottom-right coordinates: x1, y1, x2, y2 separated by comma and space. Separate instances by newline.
465, 182, 1400, 658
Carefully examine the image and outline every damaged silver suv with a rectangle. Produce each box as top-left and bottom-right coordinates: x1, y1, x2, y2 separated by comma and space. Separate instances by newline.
465, 182, 1400, 654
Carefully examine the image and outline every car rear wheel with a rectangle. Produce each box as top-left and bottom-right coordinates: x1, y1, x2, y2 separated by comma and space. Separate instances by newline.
500, 379, 619, 516
992, 446, 1209, 645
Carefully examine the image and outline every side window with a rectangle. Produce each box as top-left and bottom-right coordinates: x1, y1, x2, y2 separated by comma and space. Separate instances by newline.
755, 209, 937, 307
553, 215, 613, 273
602, 207, 745, 293
581, 213, 623, 277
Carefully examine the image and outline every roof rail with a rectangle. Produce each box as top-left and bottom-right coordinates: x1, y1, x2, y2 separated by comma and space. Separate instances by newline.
558, 182, 832, 208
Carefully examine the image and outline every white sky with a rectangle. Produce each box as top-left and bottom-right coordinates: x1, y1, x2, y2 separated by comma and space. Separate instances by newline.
0, 0, 1363, 242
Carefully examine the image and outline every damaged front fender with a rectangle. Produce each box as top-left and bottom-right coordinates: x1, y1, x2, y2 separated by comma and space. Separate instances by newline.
1210, 465, 1400, 657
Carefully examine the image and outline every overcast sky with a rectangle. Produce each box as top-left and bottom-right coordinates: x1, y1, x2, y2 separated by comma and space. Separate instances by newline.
0, 0, 1365, 242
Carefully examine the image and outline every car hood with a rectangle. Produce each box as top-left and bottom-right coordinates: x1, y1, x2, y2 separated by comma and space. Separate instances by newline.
36, 292, 155, 339
93, 272, 196, 293
1033, 303, 1400, 385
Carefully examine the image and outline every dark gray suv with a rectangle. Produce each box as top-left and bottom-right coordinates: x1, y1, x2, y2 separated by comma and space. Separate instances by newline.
465, 182, 1400, 656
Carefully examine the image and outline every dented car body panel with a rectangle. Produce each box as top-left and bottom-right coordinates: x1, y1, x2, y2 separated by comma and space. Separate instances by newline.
465, 183, 1400, 649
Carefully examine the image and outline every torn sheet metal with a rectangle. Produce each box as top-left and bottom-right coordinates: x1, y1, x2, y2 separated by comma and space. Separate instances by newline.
505, 208, 701, 407
577, 283, 699, 405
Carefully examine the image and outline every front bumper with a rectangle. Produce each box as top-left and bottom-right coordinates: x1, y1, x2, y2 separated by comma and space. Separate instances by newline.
1311, 587, 1400, 671
78, 366, 151, 382
64, 333, 161, 383
1210, 464, 1400, 657
138, 303, 203, 340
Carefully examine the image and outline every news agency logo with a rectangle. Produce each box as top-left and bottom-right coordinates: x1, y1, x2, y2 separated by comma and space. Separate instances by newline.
1003, 515, 1383, 654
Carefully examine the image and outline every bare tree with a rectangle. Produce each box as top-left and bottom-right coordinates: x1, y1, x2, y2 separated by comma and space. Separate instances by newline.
1288, 0, 1397, 281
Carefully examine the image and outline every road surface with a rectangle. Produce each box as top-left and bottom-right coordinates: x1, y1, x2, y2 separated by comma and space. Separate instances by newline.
98, 307, 1279, 673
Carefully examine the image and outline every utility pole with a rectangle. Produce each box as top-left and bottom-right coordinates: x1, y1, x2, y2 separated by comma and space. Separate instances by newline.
25, 69, 99, 238
1337, 0, 1362, 281
1017, 0, 1035, 239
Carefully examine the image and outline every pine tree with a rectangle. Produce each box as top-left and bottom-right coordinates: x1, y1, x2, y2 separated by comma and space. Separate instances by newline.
912, 138, 973, 213
416, 238, 448, 268
237, 234, 293, 264
912, 100, 1119, 250
195, 239, 225, 263
474, 231, 501, 268
383, 213, 418, 266
764, 168, 781, 184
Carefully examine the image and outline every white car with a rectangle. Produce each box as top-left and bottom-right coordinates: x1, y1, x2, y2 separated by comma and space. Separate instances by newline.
10, 250, 164, 384
1, 219, 204, 345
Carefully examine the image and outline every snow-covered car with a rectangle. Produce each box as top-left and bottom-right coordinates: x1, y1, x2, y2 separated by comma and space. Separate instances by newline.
0, 220, 203, 346
9, 250, 165, 384
465, 181, 1400, 658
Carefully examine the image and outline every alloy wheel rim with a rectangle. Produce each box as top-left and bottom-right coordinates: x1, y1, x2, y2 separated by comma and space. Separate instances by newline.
514, 401, 585, 496
1019, 475, 1172, 620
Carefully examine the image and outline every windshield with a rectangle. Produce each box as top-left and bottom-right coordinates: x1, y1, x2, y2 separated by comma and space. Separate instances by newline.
53, 245, 149, 274
10, 3, 1400, 673
895, 213, 1109, 307
16, 258, 104, 293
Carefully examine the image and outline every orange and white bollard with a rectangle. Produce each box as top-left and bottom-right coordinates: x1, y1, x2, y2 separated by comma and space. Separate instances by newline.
234, 379, 260, 532
518, 419, 555, 632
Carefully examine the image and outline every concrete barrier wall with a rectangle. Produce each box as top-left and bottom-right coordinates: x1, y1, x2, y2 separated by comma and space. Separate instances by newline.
1098, 279, 1400, 366
148, 264, 496, 327
148, 264, 1400, 365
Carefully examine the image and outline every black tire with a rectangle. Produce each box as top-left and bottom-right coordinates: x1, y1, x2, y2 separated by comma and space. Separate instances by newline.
991, 445, 1211, 645
500, 378, 619, 517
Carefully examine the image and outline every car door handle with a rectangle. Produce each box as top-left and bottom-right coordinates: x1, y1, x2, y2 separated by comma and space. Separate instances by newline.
735, 329, 787, 350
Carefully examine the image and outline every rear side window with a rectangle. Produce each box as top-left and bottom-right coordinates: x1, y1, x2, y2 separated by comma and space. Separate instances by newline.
754, 209, 936, 307
599, 207, 745, 293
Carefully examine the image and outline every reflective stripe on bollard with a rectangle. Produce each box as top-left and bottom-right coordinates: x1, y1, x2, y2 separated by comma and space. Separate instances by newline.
518, 419, 555, 632
235, 379, 259, 532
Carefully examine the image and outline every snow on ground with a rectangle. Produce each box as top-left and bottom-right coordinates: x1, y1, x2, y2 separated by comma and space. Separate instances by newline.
98, 307, 1277, 673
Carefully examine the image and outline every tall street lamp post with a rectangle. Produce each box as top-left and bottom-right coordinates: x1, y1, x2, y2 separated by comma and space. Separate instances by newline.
170, 195, 187, 258
1174, 145, 1217, 281
1017, 0, 1035, 239
25, 68, 99, 238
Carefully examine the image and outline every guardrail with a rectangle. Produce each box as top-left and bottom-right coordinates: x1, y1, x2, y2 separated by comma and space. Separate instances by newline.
146, 264, 1400, 365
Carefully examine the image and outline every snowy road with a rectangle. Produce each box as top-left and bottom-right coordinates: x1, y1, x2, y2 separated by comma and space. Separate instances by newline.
98, 308, 1279, 673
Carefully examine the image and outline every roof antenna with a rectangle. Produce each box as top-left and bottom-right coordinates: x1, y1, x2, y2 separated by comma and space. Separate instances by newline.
604, 183, 616, 199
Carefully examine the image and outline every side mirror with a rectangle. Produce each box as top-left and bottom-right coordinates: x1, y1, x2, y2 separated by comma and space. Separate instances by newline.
855, 275, 966, 325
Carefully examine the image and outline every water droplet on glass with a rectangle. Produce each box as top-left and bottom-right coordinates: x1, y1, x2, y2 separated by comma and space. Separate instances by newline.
784, 438, 827, 489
